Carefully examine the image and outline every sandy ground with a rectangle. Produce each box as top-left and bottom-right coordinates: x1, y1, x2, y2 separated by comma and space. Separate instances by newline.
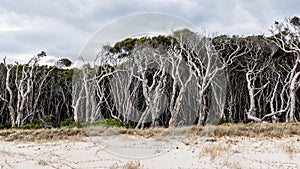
0, 134, 299, 169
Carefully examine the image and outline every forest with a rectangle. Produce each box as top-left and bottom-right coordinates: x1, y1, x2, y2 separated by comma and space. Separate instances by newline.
0, 16, 300, 129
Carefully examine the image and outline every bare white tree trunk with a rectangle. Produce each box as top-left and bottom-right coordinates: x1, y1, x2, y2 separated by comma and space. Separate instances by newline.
174, 32, 227, 125
2, 54, 45, 127
261, 73, 287, 122
270, 17, 300, 121
3, 61, 16, 127
72, 81, 84, 123
167, 49, 194, 126
289, 71, 300, 121
245, 71, 263, 122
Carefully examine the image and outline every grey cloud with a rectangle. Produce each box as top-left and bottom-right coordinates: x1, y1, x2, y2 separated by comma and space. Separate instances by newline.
0, 0, 299, 64
81, 13, 198, 62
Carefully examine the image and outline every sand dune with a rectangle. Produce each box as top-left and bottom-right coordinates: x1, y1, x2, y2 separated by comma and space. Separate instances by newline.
0, 134, 299, 169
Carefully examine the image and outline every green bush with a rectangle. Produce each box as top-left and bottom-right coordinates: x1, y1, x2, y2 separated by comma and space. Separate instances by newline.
19, 123, 42, 130
4, 122, 11, 129
0, 122, 12, 130
105, 118, 132, 128
80, 118, 132, 128
44, 115, 56, 127
218, 117, 228, 125
60, 117, 74, 126
60, 117, 81, 128
105, 118, 123, 126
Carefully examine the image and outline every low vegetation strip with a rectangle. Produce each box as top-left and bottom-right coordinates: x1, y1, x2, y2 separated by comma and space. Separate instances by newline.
85, 122, 300, 138
0, 128, 85, 142
0, 122, 300, 142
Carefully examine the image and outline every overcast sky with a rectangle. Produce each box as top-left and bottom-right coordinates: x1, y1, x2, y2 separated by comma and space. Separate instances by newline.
0, 0, 299, 64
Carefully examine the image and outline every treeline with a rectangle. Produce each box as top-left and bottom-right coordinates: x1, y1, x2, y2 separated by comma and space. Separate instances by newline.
0, 55, 73, 128
0, 16, 300, 128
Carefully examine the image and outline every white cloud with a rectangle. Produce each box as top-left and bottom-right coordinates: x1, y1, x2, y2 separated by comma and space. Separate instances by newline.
38, 55, 60, 66
0, 12, 30, 31
0, 0, 299, 64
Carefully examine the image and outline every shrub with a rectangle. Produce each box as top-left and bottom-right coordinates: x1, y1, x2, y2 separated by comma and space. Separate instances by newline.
60, 117, 81, 128
19, 123, 42, 130
105, 119, 132, 128
81, 118, 132, 128
4, 122, 11, 129
44, 115, 56, 127
105, 118, 123, 126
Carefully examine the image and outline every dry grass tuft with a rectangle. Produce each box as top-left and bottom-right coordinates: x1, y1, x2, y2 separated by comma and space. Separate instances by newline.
222, 160, 242, 169
280, 139, 298, 159
200, 141, 231, 160
37, 160, 48, 166
122, 161, 143, 169
110, 161, 143, 169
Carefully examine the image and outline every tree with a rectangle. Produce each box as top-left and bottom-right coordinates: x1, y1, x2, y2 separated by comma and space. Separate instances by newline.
2, 52, 48, 127
270, 16, 300, 121
56, 58, 73, 67
242, 38, 271, 122
0, 52, 62, 128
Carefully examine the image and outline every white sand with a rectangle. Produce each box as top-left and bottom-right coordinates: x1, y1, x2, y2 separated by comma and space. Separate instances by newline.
0, 136, 299, 169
